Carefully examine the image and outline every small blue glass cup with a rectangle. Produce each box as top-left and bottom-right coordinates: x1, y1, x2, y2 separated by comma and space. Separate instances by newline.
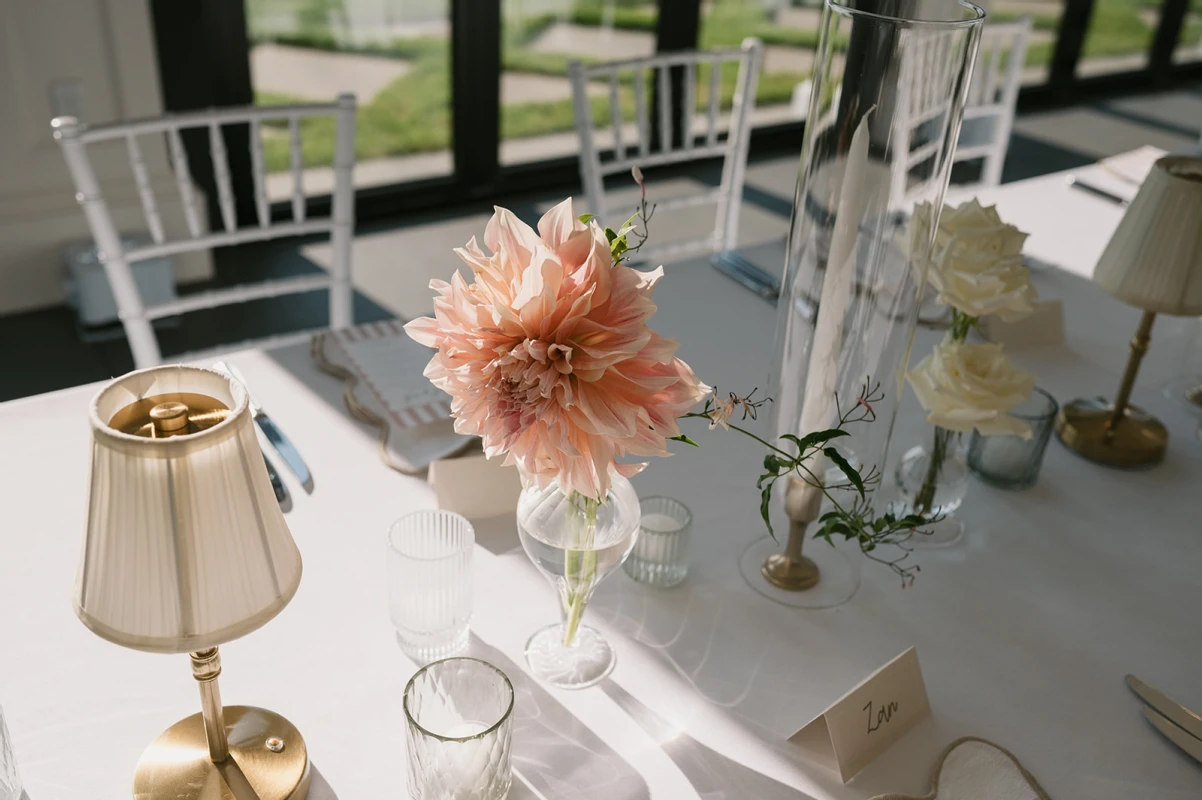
967, 388, 1059, 491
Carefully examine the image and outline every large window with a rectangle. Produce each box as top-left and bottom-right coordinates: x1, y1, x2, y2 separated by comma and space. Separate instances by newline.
988, 0, 1067, 86
1175, 0, 1202, 62
500, 1, 657, 165
1077, 0, 1161, 76
245, 0, 453, 197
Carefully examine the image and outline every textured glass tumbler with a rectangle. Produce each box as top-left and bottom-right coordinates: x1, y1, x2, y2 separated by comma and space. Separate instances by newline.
0, 704, 21, 800
388, 511, 474, 662
404, 658, 514, 800
968, 388, 1059, 491
624, 497, 692, 588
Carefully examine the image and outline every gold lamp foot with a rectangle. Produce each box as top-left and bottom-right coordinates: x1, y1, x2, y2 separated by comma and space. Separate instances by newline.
762, 552, 820, 591
1055, 396, 1167, 469
133, 706, 310, 800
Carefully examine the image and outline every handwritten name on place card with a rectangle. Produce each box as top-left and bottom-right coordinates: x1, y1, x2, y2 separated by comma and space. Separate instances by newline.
790, 647, 931, 783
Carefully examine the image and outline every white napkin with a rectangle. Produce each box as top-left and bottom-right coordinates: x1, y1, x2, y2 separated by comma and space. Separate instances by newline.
871, 737, 1050, 800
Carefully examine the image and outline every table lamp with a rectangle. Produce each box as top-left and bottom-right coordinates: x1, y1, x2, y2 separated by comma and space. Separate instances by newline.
1057, 155, 1202, 467
75, 365, 308, 799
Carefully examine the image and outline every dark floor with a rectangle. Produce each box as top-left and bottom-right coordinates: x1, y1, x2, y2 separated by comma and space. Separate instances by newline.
2, 87, 1199, 402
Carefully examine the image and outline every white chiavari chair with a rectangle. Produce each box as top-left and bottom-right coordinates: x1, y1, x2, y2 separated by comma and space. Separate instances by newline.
52, 93, 356, 369
891, 18, 1031, 206
568, 38, 763, 265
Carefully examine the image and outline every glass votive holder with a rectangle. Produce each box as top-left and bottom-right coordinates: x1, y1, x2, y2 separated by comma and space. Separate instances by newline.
967, 387, 1059, 491
388, 510, 474, 662
404, 657, 514, 800
624, 496, 692, 588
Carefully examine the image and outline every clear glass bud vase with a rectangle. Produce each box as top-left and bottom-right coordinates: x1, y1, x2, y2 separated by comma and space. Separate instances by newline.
893, 425, 969, 546
517, 471, 640, 689
742, 0, 984, 606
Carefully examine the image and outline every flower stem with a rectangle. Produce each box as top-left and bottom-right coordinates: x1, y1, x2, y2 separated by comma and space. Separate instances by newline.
914, 425, 952, 515
562, 494, 599, 647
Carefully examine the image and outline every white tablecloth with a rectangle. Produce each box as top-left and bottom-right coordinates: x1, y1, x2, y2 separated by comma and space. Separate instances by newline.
2, 157, 1200, 800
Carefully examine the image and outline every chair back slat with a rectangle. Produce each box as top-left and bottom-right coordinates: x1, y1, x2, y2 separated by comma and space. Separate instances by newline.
657, 65, 672, 154
288, 116, 306, 223
569, 39, 763, 257
608, 73, 624, 156
249, 118, 270, 228
208, 122, 237, 233
680, 62, 695, 152
168, 127, 203, 238
707, 55, 721, 147
125, 133, 165, 244
633, 68, 650, 157
51, 95, 357, 368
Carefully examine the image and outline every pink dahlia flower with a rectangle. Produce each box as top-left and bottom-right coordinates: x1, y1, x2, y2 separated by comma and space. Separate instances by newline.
405, 199, 708, 499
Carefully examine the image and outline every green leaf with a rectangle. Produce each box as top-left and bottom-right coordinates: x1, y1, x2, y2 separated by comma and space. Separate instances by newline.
760, 483, 776, 538
578, 213, 596, 224
669, 433, 700, 447
781, 429, 850, 453
824, 448, 865, 498
604, 227, 618, 243
763, 454, 785, 474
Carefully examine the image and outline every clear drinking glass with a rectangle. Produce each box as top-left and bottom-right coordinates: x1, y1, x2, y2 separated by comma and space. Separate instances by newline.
388, 511, 474, 662
624, 496, 692, 589
404, 658, 514, 800
743, 0, 984, 607
0, 703, 21, 800
967, 388, 1059, 491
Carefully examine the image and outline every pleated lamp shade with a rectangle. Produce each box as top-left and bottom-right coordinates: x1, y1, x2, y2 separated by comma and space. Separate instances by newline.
1094, 155, 1202, 315
76, 365, 302, 654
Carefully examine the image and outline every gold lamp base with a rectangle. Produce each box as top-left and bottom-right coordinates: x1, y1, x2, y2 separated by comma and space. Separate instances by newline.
133, 705, 310, 800
762, 552, 820, 591
1055, 396, 1167, 469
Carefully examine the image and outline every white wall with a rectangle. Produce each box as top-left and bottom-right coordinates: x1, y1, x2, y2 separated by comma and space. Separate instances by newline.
0, 0, 212, 315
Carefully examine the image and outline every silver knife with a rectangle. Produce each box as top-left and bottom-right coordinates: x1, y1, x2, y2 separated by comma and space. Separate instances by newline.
1143, 706, 1202, 764
215, 361, 314, 493
1126, 674, 1202, 742
263, 453, 290, 507
1066, 176, 1130, 207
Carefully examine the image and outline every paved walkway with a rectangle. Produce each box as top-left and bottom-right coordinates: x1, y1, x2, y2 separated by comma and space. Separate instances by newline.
250, 43, 410, 103
529, 22, 655, 60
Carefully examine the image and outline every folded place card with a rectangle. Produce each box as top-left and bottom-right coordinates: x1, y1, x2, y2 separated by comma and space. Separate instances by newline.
979, 300, 1064, 349
429, 448, 524, 520
791, 647, 931, 783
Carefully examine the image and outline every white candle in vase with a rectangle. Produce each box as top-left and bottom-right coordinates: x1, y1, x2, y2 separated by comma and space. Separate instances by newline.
788, 111, 873, 520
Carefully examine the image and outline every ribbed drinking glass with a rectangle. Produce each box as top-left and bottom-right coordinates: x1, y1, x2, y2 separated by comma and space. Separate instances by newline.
967, 388, 1059, 490
404, 658, 514, 800
388, 511, 474, 662
624, 496, 692, 588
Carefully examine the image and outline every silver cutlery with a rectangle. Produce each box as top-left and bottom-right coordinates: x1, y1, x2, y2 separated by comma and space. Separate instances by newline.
1127, 674, 1202, 764
712, 251, 780, 303
1066, 176, 1130, 207
214, 361, 314, 494
263, 453, 289, 507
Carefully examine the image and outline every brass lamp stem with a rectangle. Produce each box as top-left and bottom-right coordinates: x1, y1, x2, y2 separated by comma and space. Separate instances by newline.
1107, 310, 1157, 433
190, 648, 230, 762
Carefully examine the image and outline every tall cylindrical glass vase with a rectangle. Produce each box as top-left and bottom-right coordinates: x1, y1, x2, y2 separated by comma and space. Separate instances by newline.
740, 0, 985, 607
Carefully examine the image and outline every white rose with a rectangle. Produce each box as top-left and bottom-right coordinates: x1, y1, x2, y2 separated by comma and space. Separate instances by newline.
907, 337, 1035, 438
909, 199, 1036, 322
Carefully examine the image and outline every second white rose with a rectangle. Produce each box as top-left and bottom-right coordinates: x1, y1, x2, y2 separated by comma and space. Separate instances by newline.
907, 337, 1035, 438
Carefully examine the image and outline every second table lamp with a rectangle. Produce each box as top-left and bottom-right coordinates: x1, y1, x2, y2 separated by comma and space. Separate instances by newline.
75, 365, 308, 799
1057, 155, 1202, 468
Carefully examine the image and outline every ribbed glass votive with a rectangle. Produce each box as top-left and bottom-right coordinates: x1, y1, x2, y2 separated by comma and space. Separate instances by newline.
967, 388, 1059, 491
388, 511, 474, 662
624, 496, 692, 588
